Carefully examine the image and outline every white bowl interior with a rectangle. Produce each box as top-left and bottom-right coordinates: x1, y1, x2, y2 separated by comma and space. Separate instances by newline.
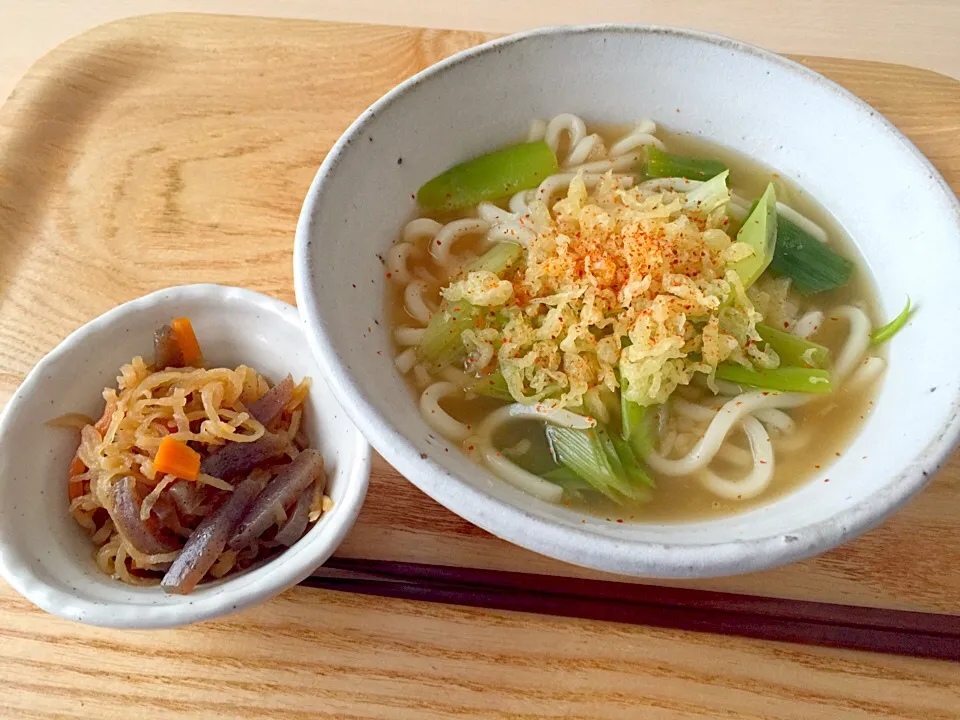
296, 27, 960, 576
0, 285, 370, 626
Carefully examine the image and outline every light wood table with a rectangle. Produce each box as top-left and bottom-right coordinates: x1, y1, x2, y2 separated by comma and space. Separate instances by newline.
2, 3, 960, 719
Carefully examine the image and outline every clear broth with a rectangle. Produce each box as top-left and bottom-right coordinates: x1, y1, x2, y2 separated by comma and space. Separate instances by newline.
387, 122, 883, 522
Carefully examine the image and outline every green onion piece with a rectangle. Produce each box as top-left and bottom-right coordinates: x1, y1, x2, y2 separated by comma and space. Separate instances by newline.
715, 363, 833, 394
417, 301, 484, 368
682, 170, 730, 214
542, 467, 594, 493
546, 426, 650, 503
756, 323, 829, 368
546, 426, 622, 503
871, 297, 911, 345
620, 390, 656, 458
644, 147, 727, 181
466, 241, 524, 276
609, 433, 656, 489
728, 183, 777, 288
769, 216, 853, 294
417, 141, 559, 212
595, 427, 626, 478
469, 371, 513, 401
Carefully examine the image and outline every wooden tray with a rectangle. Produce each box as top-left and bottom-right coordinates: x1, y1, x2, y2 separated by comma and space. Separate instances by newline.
2, 13, 959, 652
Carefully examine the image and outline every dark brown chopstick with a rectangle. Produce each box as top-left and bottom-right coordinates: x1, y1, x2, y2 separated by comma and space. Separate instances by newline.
303, 558, 960, 662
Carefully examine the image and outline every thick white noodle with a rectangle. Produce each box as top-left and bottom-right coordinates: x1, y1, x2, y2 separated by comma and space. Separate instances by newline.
794, 311, 824, 339
844, 356, 886, 394
646, 391, 807, 476
509, 189, 534, 215
394, 347, 417, 374
394, 326, 425, 347
777, 202, 828, 243
755, 408, 796, 436
572, 150, 645, 174
420, 382, 471, 442
487, 403, 597, 429
404, 280, 432, 325
536, 172, 634, 205
831, 305, 872, 381
527, 118, 548, 142
440, 365, 472, 387
476, 437, 564, 503
544, 113, 587, 164
712, 379, 744, 396
430, 218, 490, 265
412, 363, 432, 389
565, 134, 603, 167
477, 201, 514, 224
700, 416, 775, 500
671, 397, 717, 423
386, 242, 417, 284
609, 127, 665, 156
488, 223, 536, 247
639, 177, 701, 193
472, 403, 595, 503
403, 218, 443, 243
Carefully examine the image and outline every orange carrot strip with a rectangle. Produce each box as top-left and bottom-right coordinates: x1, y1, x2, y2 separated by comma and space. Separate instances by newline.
68, 480, 89, 501
69, 456, 86, 476
154, 436, 201, 481
171, 317, 203, 367
68, 455, 88, 501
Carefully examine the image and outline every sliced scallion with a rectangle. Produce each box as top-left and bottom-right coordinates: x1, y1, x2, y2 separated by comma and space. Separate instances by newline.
714, 363, 833, 394
609, 433, 656, 489
756, 323, 829, 368
871, 297, 911, 345
465, 241, 524, 277
469, 371, 512, 401
417, 141, 559, 212
769, 215, 853, 294
644, 147, 727, 181
417, 301, 484, 368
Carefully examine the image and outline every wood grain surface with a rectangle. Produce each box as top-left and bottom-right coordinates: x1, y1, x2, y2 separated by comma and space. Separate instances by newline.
2, 14, 960, 615
2, 581, 960, 720
1, 14, 960, 717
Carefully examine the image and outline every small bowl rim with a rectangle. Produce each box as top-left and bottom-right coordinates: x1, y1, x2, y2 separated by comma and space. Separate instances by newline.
294, 23, 960, 578
0, 283, 372, 627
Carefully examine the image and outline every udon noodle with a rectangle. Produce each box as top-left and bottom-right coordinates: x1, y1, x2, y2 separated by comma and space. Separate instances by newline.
386, 114, 904, 520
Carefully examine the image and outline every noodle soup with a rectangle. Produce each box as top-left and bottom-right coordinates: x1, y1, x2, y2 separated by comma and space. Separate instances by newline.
386, 114, 899, 522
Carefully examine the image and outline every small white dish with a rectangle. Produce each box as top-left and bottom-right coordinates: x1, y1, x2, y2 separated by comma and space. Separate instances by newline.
294, 25, 960, 578
0, 284, 371, 628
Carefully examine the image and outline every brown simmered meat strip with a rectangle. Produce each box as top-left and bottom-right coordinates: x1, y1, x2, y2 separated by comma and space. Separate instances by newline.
273, 488, 313, 547
153, 325, 184, 369
161, 473, 266, 595
198, 433, 287, 479
110, 477, 179, 556
229, 449, 325, 551
247, 375, 294, 426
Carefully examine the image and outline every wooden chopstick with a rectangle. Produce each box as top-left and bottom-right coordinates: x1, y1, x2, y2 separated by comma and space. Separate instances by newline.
303, 558, 960, 661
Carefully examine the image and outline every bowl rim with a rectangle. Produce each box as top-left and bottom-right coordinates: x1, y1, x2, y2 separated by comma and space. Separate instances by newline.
0, 283, 372, 627
294, 23, 960, 578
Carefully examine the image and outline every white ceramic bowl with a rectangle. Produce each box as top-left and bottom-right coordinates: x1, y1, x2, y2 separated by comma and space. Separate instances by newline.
0, 284, 370, 627
294, 25, 960, 578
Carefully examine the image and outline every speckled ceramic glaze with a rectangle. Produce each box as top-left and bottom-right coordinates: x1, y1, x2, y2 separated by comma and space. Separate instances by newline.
0, 285, 371, 627
294, 25, 960, 578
